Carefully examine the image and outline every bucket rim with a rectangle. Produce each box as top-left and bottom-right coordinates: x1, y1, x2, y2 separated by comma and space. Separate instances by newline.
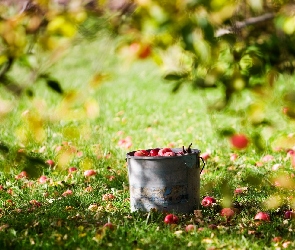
126, 148, 201, 159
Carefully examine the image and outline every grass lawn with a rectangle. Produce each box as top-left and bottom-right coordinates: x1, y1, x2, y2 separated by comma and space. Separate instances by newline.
1, 31, 295, 249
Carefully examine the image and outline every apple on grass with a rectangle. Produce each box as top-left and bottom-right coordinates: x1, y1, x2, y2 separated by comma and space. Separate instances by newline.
220, 208, 235, 221
185, 224, 196, 232
164, 214, 179, 224
103, 222, 115, 230
284, 210, 295, 219
200, 152, 210, 161
68, 167, 77, 173
201, 196, 216, 207
84, 169, 96, 177
254, 212, 270, 221
45, 159, 55, 168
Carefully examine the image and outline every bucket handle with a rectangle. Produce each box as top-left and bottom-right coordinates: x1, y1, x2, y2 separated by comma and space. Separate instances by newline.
199, 157, 205, 174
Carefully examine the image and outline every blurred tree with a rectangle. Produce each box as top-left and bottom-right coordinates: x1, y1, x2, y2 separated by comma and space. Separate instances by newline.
2, 0, 295, 153
114, 0, 295, 109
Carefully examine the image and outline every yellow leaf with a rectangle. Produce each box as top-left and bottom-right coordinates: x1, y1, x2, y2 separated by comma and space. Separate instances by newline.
89, 73, 109, 88
272, 136, 295, 151
283, 17, 295, 35
92, 229, 106, 243
0, 55, 8, 65
80, 158, 94, 171
84, 99, 100, 119
78, 233, 86, 238
263, 195, 282, 209
202, 238, 213, 244
248, 102, 266, 125
57, 151, 74, 169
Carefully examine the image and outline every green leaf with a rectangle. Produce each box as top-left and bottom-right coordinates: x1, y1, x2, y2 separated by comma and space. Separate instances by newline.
0, 141, 9, 154
172, 81, 182, 92
164, 72, 188, 81
46, 79, 63, 94
217, 128, 235, 137
181, 23, 194, 52
284, 91, 295, 104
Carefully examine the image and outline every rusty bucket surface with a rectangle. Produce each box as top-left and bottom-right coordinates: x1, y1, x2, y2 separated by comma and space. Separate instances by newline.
126, 148, 204, 214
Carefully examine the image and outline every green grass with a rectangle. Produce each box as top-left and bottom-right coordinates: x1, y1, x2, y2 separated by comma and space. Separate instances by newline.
1, 32, 295, 249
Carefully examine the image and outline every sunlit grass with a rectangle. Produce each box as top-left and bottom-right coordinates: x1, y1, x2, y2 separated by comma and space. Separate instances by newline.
1, 33, 295, 249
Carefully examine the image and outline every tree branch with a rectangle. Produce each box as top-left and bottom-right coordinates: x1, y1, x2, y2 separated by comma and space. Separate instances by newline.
216, 13, 276, 37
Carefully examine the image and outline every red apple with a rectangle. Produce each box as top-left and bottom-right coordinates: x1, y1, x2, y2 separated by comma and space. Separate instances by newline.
164, 214, 179, 224
102, 193, 116, 201
158, 148, 173, 156
284, 210, 295, 219
176, 151, 184, 156
208, 224, 218, 230
185, 224, 196, 232
272, 236, 282, 243
103, 222, 115, 230
138, 45, 151, 59
220, 208, 235, 220
29, 200, 41, 207
62, 189, 73, 197
45, 159, 55, 168
262, 155, 274, 162
84, 170, 96, 177
68, 167, 77, 173
230, 153, 238, 161
200, 152, 210, 160
234, 187, 247, 195
134, 150, 149, 156
39, 175, 48, 184
230, 134, 249, 149
15, 171, 28, 179
163, 151, 176, 156
254, 212, 270, 221
149, 148, 160, 156
201, 196, 216, 207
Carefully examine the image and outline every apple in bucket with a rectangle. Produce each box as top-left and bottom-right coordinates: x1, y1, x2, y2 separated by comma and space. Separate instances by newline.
132, 143, 195, 157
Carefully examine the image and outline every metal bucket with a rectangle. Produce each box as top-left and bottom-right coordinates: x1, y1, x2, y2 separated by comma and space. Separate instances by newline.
126, 148, 205, 214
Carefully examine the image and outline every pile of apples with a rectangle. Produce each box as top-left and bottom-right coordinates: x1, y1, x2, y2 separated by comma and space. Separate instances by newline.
133, 144, 193, 157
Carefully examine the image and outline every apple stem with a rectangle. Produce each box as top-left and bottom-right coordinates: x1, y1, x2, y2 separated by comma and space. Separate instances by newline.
186, 143, 192, 153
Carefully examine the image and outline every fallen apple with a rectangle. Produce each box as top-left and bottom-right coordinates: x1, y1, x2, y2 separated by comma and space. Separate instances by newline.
201, 196, 216, 207
38, 175, 48, 184
103, 222, 115, 230
200, 152, 210, 161
68, 167, 78, 173
84, 169, 96, 177
185, 224, 196, 232
164, 214, 179, 224
220, 208, 235, 220
254, 212, 270, 221
45, 159, 55, 168
284, 210, 295, 219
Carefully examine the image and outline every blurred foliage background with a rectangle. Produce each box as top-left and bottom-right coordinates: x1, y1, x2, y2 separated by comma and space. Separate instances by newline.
2, 0, 295, 156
